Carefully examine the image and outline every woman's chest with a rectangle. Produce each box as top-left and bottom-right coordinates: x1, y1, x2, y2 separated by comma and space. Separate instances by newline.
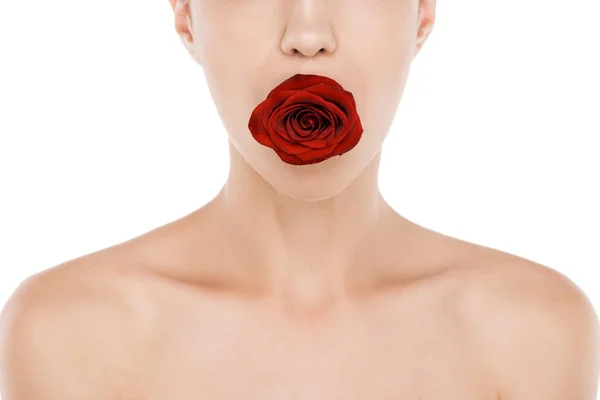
127, 299, 496, 400
134, 355, 492, 400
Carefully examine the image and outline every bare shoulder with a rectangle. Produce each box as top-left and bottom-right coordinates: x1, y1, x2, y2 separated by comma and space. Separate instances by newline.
455, 252, 600, 399
0, 252, 150, 399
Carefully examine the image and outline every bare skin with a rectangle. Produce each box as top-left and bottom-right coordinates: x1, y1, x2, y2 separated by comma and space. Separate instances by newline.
1, 0, 598, 398
0, 197, 598, 399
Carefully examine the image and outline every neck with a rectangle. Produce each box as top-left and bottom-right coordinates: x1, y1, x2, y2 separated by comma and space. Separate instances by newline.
210, 141, 407, 313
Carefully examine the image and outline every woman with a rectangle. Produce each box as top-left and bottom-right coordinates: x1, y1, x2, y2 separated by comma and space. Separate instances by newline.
1, 0, 598, 398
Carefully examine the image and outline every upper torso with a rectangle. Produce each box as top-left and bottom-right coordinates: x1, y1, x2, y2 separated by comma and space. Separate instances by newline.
112, 268, 499, 400
5, 209, 524, 399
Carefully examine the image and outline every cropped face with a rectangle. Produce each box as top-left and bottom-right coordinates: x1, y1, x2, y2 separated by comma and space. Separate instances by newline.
177, 0, 435, 201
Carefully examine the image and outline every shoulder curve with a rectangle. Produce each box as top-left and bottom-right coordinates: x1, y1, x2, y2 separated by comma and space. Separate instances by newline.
457, 256, 600, 399
0, 259, 145, 399
458, 255, 596, 312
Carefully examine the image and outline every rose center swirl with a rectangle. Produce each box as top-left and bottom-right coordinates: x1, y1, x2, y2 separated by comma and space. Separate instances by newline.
291, 108, 327, 139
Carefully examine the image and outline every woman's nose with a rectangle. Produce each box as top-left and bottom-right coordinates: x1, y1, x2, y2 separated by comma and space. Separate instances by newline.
280, 0, 337, 58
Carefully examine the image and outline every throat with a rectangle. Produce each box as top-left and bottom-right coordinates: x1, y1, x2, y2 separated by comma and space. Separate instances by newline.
272, 268, 348, 319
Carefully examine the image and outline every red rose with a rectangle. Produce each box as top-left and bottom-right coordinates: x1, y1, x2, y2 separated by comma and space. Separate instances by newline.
248, 73, 364, 166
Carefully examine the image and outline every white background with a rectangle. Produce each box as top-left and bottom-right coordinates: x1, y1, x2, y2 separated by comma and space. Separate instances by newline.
0, 0, 599, 397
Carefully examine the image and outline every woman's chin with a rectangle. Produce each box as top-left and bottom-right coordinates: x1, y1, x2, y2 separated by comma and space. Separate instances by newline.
262, 158, 362, 202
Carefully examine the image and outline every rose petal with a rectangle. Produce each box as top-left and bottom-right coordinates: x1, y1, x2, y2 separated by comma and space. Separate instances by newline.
289, 115, 311, 137
259, 89, 299, 130
284, 108, 331, 145
269, 127, 312, 155
269, 74, 343, 94
315, 108, 337, 140
268, 112, 315, 155
274, 103, 329, 141
329, 115, 364, 157
273, 147, 305, 165
295, 144, 337, 162
301, 137, 331, 149
283, 94, 349, 147
270, 104, 301, 141
297, 110, 317, 131
304, 82, 358, 116
277, 90, 330, 111
248, 104, 275, 147
304, 106, 333, 140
